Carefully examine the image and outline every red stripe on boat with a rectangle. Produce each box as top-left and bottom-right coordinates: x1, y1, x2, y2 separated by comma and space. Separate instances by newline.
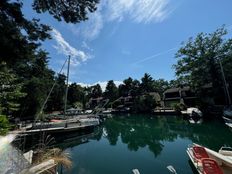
193, 146, 209, 161
202, 158, 223, 174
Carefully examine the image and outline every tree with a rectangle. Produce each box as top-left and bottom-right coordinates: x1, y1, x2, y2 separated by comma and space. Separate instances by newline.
0, 63, 26, 116
140, 73, 154, 94
104, 80, 118, 102
68, 83, 85, 107
0, 0, 101, 119
32, 0, 99, 23
90, 84, 102, 98
46, 74, 66, 112
153, 79, 169, 96
174, 27, 232, 104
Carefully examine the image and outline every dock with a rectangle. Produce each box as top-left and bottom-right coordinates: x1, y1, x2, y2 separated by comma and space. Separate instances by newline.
153, 108, 179, 115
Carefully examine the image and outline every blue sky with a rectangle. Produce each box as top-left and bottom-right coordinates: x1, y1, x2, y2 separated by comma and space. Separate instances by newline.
22, 0, 232, 90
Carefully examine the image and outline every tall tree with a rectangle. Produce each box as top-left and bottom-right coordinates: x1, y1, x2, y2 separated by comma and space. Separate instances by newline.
104, 80, 118, 102
153, 79, 169, 96
0, 63, 26, 116
90, 84, 102, 98
46, 74, 66, 112
140, 73, 154, 94
174, 27, 232, 104
68, 83, 85, 107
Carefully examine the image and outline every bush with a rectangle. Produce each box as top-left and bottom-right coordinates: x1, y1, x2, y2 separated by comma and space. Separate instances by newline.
0, 115, 10, 135
172, 103, 186, 112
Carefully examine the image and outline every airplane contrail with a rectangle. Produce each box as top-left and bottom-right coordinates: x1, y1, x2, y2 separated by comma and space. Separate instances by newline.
132, 24, 232, 66
132, 47, 178, 65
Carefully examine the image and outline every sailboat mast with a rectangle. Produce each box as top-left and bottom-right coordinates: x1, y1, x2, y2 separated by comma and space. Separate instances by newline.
64, 55, 71, 117
219, 58, 231, 105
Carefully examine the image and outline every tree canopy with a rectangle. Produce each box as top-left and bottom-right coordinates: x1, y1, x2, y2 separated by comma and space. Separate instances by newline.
32, 0, 99, 23
174, 27, 232, 104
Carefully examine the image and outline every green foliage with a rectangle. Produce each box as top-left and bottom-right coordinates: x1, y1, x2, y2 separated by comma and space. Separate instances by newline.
174, 27, 232, 104
0, 115, 10, 135
0, 0, 101, 120
132, 95, 157, 113
140, 73, 154, 94
67, 83, 86, 108
32, 0, 99, 23
118, 77, 140, 97
171, 103, 186, 112
90, 84, 102, 98
73, 102, 83, 109
153, 79, 169, 96
0, 63, 26, 115
104, 80, 119, 102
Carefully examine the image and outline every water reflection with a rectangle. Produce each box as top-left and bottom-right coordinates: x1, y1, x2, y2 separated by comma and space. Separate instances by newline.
102, 115, 232, 156
61, 115, 232, 174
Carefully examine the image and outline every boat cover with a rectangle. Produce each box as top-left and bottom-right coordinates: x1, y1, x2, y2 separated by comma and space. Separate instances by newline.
202, 158, 223, 174
193, 146, 209, 161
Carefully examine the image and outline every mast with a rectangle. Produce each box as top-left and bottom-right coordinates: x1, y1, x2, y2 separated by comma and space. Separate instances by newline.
219, 57, 231, 105
64, 55, 71, 117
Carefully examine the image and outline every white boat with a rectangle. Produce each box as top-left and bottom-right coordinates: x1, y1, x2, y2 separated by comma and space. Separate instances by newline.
223, 106, 232, 118
223, 116, 232, 124
186, 143, 232, 174
181, 107, 202, 117
225, 123, 232, 129
219, 147, 232, 157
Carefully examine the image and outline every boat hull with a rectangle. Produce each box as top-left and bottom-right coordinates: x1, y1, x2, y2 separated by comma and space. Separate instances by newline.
187, 144, 232, 174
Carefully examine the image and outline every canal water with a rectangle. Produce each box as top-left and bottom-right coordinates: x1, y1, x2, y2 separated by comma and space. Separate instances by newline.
62, 114, 232, 174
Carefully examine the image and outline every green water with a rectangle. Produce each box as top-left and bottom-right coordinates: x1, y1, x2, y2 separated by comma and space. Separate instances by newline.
63, 115, 232, 174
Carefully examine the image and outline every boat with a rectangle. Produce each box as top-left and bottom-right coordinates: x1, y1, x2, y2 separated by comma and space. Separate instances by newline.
181, 107, 203, 118
223, 106, 232, 118
223, 116, 232, 124
186, 143, 232, 174
219, 147, 232, 156
225, 123, 232, 129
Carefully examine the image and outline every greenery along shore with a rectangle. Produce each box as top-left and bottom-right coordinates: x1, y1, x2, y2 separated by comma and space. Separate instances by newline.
1, 1, 232, 134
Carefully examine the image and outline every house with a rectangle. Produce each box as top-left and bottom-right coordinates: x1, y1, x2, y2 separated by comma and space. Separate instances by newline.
163, 86, 197, 108
87, 97, 104, 109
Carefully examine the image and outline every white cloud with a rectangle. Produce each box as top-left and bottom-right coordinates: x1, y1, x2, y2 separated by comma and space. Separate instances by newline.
51, 28, 91, 66
77, 81, 123, 91
106, 0, 171, 23
67, 0, 173, 40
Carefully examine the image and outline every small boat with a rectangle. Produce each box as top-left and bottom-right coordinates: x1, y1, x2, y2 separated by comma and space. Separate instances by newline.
219, 147, 232, 157
182, 107, 202, 118
223, 106, 232, 119
225, 123, 232, 129
223, 116, 232, 124
186, 143, 232, 174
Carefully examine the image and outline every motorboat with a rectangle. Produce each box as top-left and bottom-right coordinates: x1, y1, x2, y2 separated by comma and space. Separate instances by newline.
223, 106, 232, 118
181, 107, 202, 118
225, 123, 232, 129
219, 147, 232, 157
186, 143, 232, 174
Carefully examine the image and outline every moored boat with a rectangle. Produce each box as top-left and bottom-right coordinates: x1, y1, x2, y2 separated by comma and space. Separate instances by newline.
186, 143, 232, 174
181, 107, 203, 118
